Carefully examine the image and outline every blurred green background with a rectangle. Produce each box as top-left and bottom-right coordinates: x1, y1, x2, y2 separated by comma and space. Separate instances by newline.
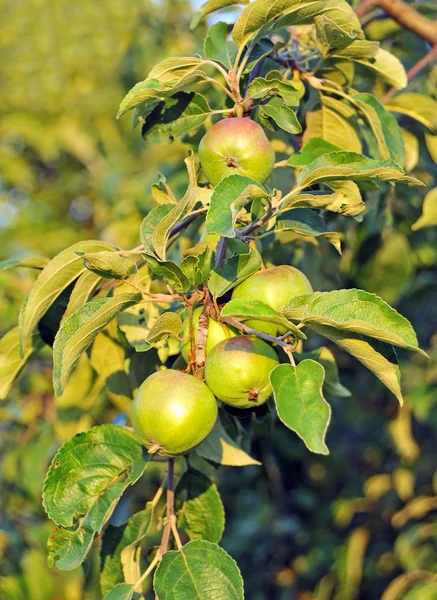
1, 1, 437, 599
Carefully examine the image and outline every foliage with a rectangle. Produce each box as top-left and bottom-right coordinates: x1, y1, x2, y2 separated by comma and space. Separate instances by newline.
1, 0, 437, 599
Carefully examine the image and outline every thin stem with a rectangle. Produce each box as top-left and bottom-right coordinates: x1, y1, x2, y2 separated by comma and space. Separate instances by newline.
206, 77, 236, 101
134, 552, 160, 591
203, 59, 230, 81
171, 517, 183, 551
215, 236, 228, 268
222, 316, 298, 350
151, 474, 168, 509
383, 45, 437, 102
158, 458, 175, 557
233, 44, 246, 72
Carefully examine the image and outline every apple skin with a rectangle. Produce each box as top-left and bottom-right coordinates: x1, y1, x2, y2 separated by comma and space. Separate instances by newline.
132, 370, 217, 456
181, 307, 237, 363
198, 117, 275, 185
205, 336, 279, 409
231, 265, 313, 335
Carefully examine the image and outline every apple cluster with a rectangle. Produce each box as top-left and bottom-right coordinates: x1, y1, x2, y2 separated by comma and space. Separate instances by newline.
131, 118, 313, 457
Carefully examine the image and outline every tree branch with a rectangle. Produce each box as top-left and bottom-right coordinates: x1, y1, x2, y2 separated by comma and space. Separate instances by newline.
356, 0, 437, 46
384, 45, 437, 101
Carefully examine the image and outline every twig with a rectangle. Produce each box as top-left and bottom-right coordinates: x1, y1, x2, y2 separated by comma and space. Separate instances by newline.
158, 458, 175, 557
169, 212, 202, 238
194, 289, 213, 379
384, 45, 437, 101
134, 552, 160, 591
215, 236, 228, 268
356, 0, 437, 46
222, 316, 298, 350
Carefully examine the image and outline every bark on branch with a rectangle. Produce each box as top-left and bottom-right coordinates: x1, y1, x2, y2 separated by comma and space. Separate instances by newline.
356, 0, 437, 46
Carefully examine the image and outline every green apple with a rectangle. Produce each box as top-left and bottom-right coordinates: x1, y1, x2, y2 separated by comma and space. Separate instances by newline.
132, 370, 217, 456
231, 265, 313, 335
180, 306, 237, 362
198, 117, 275, 185
205, 336, 279, 409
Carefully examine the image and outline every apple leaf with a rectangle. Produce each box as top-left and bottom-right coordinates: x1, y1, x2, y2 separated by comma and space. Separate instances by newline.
0, 256, 49, 271
52, 293, 142, 396
103, 584, 134, 600
18, 240, 115, 354
140, 203, 175, 257
221, 298, 306, 339
62, 271, 102, 322
206, 174, 267, 238
284, 189, 364, 217
0, 327, 44, 401
144, 255, 191, 293
271, 360, 331, 455
43, 425, 149, 570
287, 138, 341, 167
191, 0, 249, 29
204, 22, 238, 69
247, 72, 301, 107
353, 47, 407, 90
208, 242, 262, 298
232, 0, 362, 48
177, 469, 225, 544
101, 504, 155, 594
81, 251, 136, 280
196, 414, 260, 466
310, 324, 403, 405
314, 14, 358, 54
276, 208, 342, 254
296, 347, 351, 398
412, 187, 437, 231
135, 312, 183, 352
258, 97, 302, 134
153, 540, 244, 600
296, 151, 423, 189
283, 288, 423, 354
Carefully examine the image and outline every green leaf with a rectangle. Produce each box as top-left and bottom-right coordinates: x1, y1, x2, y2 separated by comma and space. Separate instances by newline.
191, 0, 249, 29
208, 243, 262, 298
0, 327, 44, 401
232, 0, 362, 48
136, 312, 183, 352
177, 469, 225, 543
81, 251, 136, 280
310, 324, 403, 404
142, 92, 212, 143
247, 72, 300, 107
102, 584, 134, 600
287, 138, 341, 166
154, 540, 244, 600
0, 256, 49, 271
258, 96, 302, 134
412, 187, 437, 231
196, 413, 261, 466
352, 93, 405, 165
140, 204, 175, 257
144, 255, 190, 293
276, 208, 342, 253
353, 47, 407, 89
62, 271, 102, 322
315, 14, 358, 55
334, 39, 378, 59
271, 361, 331, 455
152, 154, 199, 260
303, 96, 362, 153
118, 58, 208, 118
204, 22, 238, 69
52, 293, 142, 396
43, 425, 149, 570
242, 38, 275, 74
101, 505, 154, 594
18, 240, 115, 354
284, 288, 422, 354
284, 188, 364, 217
425, 133, 437, 163
206, 174, 266, 237
296, 347, 351, 397
296, 151, 423, 189
221, 298, 306, 339
385, 94, 437, 133
180, 247, 213, 287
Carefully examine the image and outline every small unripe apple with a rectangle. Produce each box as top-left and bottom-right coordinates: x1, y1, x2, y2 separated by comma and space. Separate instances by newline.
205, 336, 279, 409
132, 370, 217, 456
181, 307, 237, 362
231, 265, 313, 335
198, 117, 275, 185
